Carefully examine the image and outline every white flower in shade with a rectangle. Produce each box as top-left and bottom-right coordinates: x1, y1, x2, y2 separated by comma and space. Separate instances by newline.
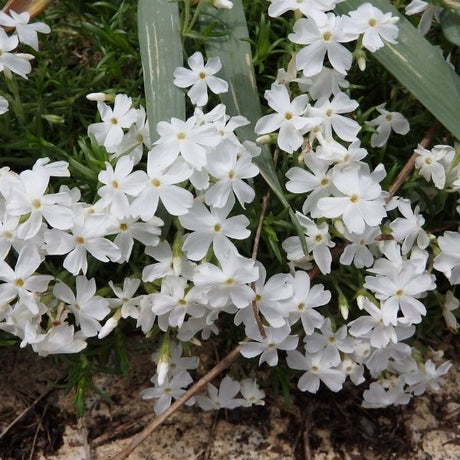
240, 379, 265, 406
362, 378, 411, 409
97, 156, 147, 218
0, 28, 32, 78
179, 198, 250, 261
130, 155, 193, 220
414, 144, 455, 189
44, 211, 121, 275
389, 199, 429, 255
108, 277, 142, 319
0, 245, 53, 314
142, 241, 196, 282
405, 0, 441, 36
253, 263, 293, 328
434, 231, 460, 284
304, 318, 353, 367
53, 276, 110, 337
193, 245, 259, 309
317, 166, 386, 235
0, 95, 8, 114
302, 66, 350, 100
287, 349, 347, 393
152, 116, 220, 170
195, 375, 245, 411
344, 3, 399, 52
141, 370, 193, 415
404, 359, 452, 396
173, 52, 228, 107
316, 140, 368, 168
340, 225, 379, 268
151, 276, 206, 330
88, 94, 137, 151
307, 92, 360, 142
205, 141, 259, 208
240, 323, 299, 366
285, 270, 329, 334
151, 342, 199, 379
442, 291, 459, 332
255, 84, 321, 153
365, 103, 409, 147
0, 10, 50, 51
289, 13, 355, 77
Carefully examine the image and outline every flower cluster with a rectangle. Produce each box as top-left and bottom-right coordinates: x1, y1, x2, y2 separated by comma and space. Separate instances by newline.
1, 1, 459, 416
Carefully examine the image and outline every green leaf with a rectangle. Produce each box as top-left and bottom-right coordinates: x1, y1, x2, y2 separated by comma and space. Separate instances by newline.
202, 0, 308, 253
440, 9, 460, 45
336, 0, 460, 140
137, 0, 185, 144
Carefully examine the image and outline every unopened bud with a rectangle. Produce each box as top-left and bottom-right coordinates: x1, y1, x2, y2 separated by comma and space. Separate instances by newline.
213, 0, 233, 9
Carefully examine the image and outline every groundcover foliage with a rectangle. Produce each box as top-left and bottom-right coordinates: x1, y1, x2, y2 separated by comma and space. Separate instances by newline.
0, 0, 459, 425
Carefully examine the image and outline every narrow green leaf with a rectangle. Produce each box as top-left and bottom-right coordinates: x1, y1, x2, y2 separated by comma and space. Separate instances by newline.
137, 0, 185, 144
336, 0, 460, 140
202, 0, 308, 253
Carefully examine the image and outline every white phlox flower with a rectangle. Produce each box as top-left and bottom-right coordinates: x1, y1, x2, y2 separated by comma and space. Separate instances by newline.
317, 165, 387, 234
88, 94, 138, 152
307, 92, 360, 142
0, 10, 50, 51
268, 0, 337, 19
255, 84, 321, 153
414, 144, 455, 189
433, 231, 460, 284
213, 0, 234, 9
442, 290, 459, 332
403, 359, 452, 396
289, 13, 355, 77
302, 66, 350, 100
130, 155, 193, 220
152, 116, 220, 170
362, 377, 411, 409
179, 197, 250, 261
286, 349, 347, 393
339, 224, 380, 268
240, 379, 265, 406
240, 323, 299, 367
0, 95, 8, 115
97, 155, 147, 218
195, 375, 245, 410
389, 199, 429, 255
304, 318, 353, 367
108, 277, 142, 319
365, 103, 409, 147
53, 276, 110, 337
0, 244, 53, 314
405, 0, 441, 36
316, 140, 367, 168
173, 51, 228, 107
343, 3, 399, 53
0, 28, 33, 78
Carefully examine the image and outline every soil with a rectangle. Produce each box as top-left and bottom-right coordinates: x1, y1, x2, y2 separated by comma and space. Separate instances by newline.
1, 334, 459, 460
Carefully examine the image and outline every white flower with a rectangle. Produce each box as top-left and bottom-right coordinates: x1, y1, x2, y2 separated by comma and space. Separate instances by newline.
173, 52, 228, 107
0, 95, 8, 115
0, 28, 32, 78
179, 198, 250, 261
53, 276, 110, 337
404, 359, 451, 396
97, 156, 147, 218
362, 378, 411, 409
289, 13, 355, 77
195, 375, 245, 410
240, 324, 298, 366
344, 3, 399, 52
434, 231, 460, 284
365, 103, 409, 147
302, 66, 350, 100
108, 277, 142, 319
0, 245, 53, 314
213, 0, 234, 9
405, 0, 441, 36
255, 84, 321, 153
442, 291, 459, 332
130, 155, 193, 220
88, 94, 137, 151
414, 144, 455, 189
268, 0, 337, 20
0, 10, 50, 51
240, 379, 265, 406
317, 166, 386, 234
339, 225, 379, 268
287, 349, 347, 393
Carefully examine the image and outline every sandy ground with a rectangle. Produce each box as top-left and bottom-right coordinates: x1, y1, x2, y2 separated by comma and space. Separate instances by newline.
1, 335, 459, 460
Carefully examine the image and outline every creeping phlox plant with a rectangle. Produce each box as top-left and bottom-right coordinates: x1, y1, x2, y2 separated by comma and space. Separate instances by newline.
0, 0, 459, 417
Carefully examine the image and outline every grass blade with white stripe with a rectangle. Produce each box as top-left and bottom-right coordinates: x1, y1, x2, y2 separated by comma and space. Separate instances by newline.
137, 0, 185, 144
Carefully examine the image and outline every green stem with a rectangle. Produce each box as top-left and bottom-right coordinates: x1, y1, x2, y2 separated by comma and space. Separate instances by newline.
4, 75, 25, 124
